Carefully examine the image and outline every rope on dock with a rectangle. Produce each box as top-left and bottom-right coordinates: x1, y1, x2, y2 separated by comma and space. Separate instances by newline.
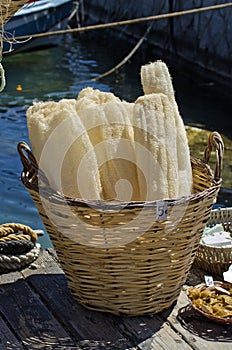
0, 223, 40, 273
0, 222, 38, 242
0, 244, 40, 271
13, 2, 232, 41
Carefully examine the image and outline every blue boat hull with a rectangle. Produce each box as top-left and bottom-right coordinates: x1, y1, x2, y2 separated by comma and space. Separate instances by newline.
3, 0, 73, 53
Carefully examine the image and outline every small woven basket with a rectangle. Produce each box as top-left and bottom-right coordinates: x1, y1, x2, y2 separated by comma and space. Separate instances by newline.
187, 281, 232, 325
18, 131, 223, 315
1, 0, 28, 25
194, 207, 232, 276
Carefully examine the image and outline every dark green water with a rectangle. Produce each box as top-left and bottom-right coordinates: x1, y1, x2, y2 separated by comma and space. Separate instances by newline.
0, 33, 231, 248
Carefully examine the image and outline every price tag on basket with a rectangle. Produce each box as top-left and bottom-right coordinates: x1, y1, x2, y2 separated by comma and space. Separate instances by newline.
204, 275, 214, 287
156, 201, 168, 220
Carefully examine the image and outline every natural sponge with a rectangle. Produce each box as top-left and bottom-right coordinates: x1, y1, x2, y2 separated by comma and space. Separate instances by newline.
26, 99, 102, 199
140, 60, 192, 198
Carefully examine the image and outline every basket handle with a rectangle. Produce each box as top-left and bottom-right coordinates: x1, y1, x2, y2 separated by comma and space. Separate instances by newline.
17, 141, 38, 178
203, 131, 224, 181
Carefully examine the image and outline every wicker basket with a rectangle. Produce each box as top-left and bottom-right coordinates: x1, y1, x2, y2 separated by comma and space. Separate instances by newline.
1, 0, 28, 25
194, 207, 232, 276
17, 131, 223, 315
187, 281, 232, 325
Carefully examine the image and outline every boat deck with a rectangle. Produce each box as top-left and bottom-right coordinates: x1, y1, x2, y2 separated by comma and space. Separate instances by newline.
0, 248, 231, 350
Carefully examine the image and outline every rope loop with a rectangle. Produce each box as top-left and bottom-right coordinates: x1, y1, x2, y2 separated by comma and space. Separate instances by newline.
0, 223, 37, 242
0, 223, 40, 273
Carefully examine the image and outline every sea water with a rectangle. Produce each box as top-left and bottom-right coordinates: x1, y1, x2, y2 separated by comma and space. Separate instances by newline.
0, 33, 231, 248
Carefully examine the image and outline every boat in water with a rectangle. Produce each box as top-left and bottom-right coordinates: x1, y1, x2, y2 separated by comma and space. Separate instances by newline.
2, 0, 74, 54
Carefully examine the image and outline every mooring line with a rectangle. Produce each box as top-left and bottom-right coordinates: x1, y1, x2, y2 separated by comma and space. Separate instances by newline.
13, 2, 232, 41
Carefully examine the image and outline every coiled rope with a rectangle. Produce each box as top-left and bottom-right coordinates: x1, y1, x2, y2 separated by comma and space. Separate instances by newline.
0, 223, 40, 273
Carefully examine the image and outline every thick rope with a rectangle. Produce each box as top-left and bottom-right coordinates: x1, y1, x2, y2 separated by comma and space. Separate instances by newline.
0, 233, 32, 242
0, 239, 34, 255
0, 223, 39, 272
0, 223, 38, 242
0, 244, 40, 271
13, 2, 232, 41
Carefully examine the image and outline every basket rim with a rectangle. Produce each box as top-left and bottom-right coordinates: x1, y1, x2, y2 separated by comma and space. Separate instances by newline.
17, 131, 224, 208
199, 243, 232, 250
210, 206, 232, 214
199, 206, 232, 249
20, 154, 222, 209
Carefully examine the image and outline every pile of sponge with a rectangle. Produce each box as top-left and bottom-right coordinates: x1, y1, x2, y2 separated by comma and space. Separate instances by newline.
26, 60, 192, 201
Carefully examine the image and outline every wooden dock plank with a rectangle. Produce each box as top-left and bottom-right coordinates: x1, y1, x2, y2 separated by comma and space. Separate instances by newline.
120, 318, 193, 350
116, 315, 193, 350
22, 250, 194, 350
22, 250, 135, 350
0, 270, 78, 349
0, 316, 24, 350
1, 249, 232, 350
138, 322, 193, 350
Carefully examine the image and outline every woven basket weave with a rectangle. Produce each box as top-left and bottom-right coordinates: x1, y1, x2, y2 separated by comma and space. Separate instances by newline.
1, 0, 28, 25
18, 131, 223, 315
194, 207, 232, 276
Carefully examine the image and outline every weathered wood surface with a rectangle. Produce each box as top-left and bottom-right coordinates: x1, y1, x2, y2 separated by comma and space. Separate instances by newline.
0, 249, 231, 350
